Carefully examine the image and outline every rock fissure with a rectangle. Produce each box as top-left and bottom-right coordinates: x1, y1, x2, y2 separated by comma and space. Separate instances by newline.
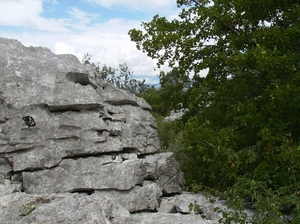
66, 72, 94, 87
69, 188, 95, 195
47, 104, 104, 113
0, 145, 35, 155
60, 150, 135, 162
105, 100, 140, 107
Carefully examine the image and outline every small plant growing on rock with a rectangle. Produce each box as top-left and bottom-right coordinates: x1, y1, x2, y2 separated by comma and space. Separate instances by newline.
188, 201, 200, 214
188, 201, 207, 219
20, 204, 35, 216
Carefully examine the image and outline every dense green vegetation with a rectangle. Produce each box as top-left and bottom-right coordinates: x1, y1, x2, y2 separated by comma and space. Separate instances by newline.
129, 0, 300, 223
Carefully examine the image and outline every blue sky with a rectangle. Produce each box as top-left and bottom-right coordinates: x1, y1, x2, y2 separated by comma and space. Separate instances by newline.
0, 0, 180, 84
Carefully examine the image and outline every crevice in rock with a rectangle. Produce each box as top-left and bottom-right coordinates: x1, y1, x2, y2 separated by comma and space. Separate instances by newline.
130, 210, 158, 214
8, 171, 25, 192
109, 131, 120, 137
169, 206, 178, 213
103, 117, 112, 122
66, 72, 97, 89
137, 153, 154, 159
62, 151, 119, 160
96, 129, 109, 135
49, 107, 79, 113
0, 119, 7, 124
122, 147, 138, 154
160, 192, 181, 197
50, 136, 80, 141
21, 166, 52, 172
69, 188, 95, 195
143, 176, 157, 181
62, 153, 103, 160
4, 157, 13, 169
141, 108, 152, 112
149, 124, 158, 129
105, 100, 139, 107
47, 104, 103, 113
136, 183, 144, 188
0, 146, 35, 155
58, 125, 81, 130
94, 187, 132, 193
9, 170, 22, 181
34, 197, 52, 204
99, 112, 112, 122
107, 111, 114, 115
102, 161, 117, 165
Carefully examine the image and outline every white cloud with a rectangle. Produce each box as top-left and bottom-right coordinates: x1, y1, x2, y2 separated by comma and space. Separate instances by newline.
67, 18, 161, 82
0, 0, 69, 32
70, 18, 139, 60
54, 42, 75, 54
85, 0, 176, 12
67, 7, 100, 25
0, 0, 43, 26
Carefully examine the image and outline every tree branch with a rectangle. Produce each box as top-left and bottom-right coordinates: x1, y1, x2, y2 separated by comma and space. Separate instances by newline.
190, 0, 237, 34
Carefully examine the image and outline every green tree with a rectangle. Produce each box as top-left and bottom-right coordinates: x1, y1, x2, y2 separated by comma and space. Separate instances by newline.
140, 86, 166, 115
140, 69, 190, 116
129, 0, 300, 222
82, 53, 148, 96
159, 68, 190, 115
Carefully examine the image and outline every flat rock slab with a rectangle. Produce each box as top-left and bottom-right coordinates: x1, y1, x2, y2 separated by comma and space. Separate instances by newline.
95, 181, 163, 212
131, 213, 219, 224
23, 156, 145, 193
22, 153, 185, 195
0, 192, 133, 224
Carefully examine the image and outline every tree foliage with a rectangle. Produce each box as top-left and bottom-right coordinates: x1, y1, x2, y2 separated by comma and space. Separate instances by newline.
129, 0, 300, 222
82, 53, 148, 96
140, 69, 190, 116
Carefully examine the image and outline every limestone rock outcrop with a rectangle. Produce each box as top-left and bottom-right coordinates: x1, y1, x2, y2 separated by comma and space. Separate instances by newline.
0, 37, 253, 223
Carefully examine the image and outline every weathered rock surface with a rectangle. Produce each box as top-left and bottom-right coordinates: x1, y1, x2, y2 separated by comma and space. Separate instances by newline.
95, 181, 163, 212
0, 38, 159, 169
0, 37, 254, 223
0, 192, 134, 224
131, 213, 219, 224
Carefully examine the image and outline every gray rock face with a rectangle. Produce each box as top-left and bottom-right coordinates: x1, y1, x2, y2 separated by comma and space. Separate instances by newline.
95, 181, 163, 212
0, 38, 159, 173
23, 156, 145, 193
0, 193, 133, 224
22, 152, 184, 194
0, 37, 253, 223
